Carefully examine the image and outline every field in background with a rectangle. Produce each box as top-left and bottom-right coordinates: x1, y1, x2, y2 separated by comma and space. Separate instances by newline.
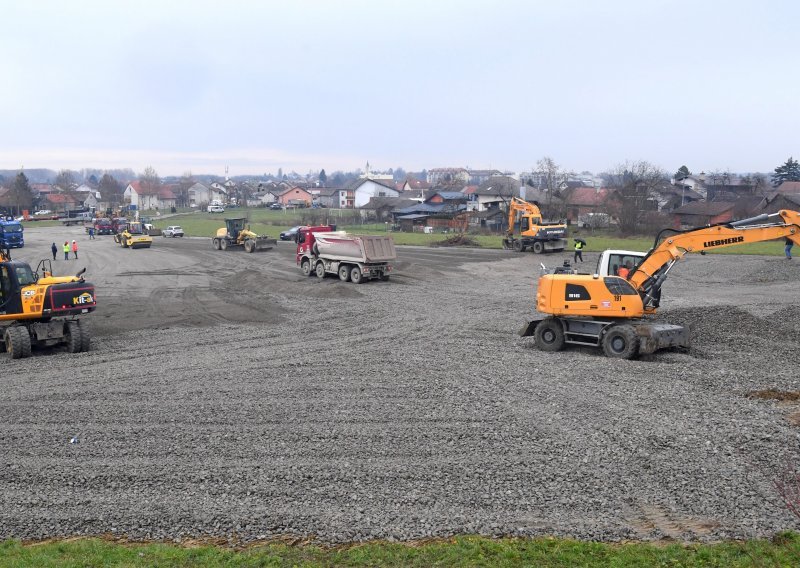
144, 208, 789, 255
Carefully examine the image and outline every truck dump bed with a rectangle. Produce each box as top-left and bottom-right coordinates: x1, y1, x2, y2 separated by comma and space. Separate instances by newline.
313, 232, 396, 263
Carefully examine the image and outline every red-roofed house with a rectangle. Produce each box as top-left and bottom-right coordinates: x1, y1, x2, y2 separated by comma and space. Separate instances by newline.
124, 181, 177, 211
776, 181, 800, 194
43, 192, 80, 212
277, 186, 313, 207
671, 201, 736, 228
564, 187, 615, 222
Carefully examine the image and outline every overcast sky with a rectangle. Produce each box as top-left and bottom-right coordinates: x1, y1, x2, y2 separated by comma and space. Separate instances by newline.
1, 0, 797, 178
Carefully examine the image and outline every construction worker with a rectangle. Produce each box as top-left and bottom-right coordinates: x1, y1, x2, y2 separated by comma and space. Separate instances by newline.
573, 239, 584, 263
63, 241, 69, 260
618, 260, 633, 279
71, 240, 78, 259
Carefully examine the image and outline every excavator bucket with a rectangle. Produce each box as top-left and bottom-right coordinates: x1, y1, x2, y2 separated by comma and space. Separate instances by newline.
519, 319, 541, 337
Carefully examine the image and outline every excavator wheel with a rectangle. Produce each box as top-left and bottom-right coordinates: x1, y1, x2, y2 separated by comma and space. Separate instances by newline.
532, 241, 544, 254
513, 240, 524, 252
5, 327, 31, 359
77, 319, 91, 352
602, 325, 639, 359
65, 321, 82, 353
534, 317, 565, 352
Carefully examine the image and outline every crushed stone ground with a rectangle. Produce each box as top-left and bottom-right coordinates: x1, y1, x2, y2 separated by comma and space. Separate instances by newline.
1, 225, 799, 543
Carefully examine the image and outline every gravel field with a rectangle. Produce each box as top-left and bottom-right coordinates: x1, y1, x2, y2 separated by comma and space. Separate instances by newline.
1, 224, 800, 544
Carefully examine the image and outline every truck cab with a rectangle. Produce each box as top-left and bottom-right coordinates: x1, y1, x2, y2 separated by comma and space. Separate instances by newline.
0, 219, 24, 249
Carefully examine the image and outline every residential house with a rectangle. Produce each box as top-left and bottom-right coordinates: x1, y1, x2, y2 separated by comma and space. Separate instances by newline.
760, 192, 800, 215
317, 187, 354, 209
426, 168, 470, 186
361, 196, 417, 220
43, 192, 80, 213
124, 181, 177, 211
351, 178, 399, 208
671, 201, 736, 228
776, 181, 800, 195
654, 182, 704, 211
467, 169, 502, 185
277, 186, 313, 207
563, 187, 615, 223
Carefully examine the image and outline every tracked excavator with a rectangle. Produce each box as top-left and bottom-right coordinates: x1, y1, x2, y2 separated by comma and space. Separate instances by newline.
521, 210, 800, 359
0, 250, 96, 358
502, 197, 568, 253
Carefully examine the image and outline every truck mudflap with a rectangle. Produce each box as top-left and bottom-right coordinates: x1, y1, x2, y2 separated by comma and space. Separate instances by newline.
633, 322, 690, 354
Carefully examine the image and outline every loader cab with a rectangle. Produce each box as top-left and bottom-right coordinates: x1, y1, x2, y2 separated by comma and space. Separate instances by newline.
0, 260, 35, 315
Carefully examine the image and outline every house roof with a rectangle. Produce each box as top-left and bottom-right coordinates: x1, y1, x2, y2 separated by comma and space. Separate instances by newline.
565, 187, 610, 206
349, 178, 398, 191
361, 197, 417, 210
777, 181, 800, 194
672, 201, 736, 216
46, 193, 78, 204
396, 214, 430, 220
431, 191, 468, 201
278, 186, 311, 196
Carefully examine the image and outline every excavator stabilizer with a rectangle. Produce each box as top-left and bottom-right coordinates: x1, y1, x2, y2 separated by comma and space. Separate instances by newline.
633, 322, 690, 354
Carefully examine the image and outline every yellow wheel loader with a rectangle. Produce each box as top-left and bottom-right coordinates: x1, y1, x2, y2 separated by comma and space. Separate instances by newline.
0, 251, 96, 358
212, 218, 277, 253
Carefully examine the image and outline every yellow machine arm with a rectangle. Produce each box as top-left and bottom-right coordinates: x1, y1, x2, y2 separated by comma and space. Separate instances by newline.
506, 197, 543, 237
629, 210, 800, 311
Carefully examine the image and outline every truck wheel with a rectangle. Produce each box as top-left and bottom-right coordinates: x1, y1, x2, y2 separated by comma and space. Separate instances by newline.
213, 238, 221, 250
244, 240, 255, 253
532, 241, 544, 254
534, 317, 565, 352
77, 320, 91, 352
301, 259, 312, 277
350, 266, 363, 284
65, 321, 82, 353
220, 239, 228, 251
602, 325, 639, 359
315, 262, 326, 279
338, 265, 350, 281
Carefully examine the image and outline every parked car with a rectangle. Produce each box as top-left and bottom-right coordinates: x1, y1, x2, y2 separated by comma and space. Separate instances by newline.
34, 209, 52, 216
280, 226, 302, 241
207, 205, 225, 213
269, 203, 283, 210
162, 225, 185, 237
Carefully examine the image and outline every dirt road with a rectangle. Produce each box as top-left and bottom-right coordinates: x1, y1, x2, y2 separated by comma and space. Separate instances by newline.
1, 225, 799, 543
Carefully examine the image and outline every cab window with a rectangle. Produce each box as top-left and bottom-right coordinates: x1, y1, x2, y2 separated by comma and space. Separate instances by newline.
15, 265, 35, 286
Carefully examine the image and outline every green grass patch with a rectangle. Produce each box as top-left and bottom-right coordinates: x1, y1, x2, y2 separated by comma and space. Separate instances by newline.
1, 533, 800, 567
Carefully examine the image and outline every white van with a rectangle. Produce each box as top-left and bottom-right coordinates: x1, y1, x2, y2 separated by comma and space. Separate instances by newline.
207, 205, 225, 213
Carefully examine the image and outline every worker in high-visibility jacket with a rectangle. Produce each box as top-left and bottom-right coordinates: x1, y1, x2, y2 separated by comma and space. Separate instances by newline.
573, 239, 584, 263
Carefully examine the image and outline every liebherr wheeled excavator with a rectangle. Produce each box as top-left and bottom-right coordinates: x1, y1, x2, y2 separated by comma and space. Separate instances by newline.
502, 197, 568, 253
521, 210, 800, 359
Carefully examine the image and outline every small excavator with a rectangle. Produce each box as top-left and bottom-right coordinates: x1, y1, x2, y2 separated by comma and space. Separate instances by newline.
521, 210, 800, 359
0, 250, 96, 358
502, 197, 568, 253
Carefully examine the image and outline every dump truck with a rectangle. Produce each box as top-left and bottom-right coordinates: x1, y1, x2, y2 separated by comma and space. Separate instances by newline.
212, 218, 277, 252
296, 225, 395, 283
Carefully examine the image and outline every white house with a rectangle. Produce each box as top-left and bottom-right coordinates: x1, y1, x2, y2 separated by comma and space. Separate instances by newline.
124, 181, 177, 211
351, 178, 399, 208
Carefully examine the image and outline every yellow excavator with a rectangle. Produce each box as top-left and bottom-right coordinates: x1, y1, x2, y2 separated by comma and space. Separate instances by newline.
0, 251, 96, 358
502, 197, 568, 253
521, 210, 800, 359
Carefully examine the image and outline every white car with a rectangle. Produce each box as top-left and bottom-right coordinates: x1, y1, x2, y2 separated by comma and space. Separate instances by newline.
162, 225, 185, 237
207, 205, 225, 213
34, 209, 52, 216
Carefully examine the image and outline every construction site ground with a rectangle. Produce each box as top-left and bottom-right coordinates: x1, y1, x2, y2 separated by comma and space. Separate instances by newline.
2, 225, 799, 544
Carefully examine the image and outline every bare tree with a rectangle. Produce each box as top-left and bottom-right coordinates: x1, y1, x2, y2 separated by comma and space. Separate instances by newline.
55, 169, 76, 191
177, 171, 195, 208
604, 161, 666, 236
98, 173, 123, 210
139, 166, 161, 193
535, 156, 571, 218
